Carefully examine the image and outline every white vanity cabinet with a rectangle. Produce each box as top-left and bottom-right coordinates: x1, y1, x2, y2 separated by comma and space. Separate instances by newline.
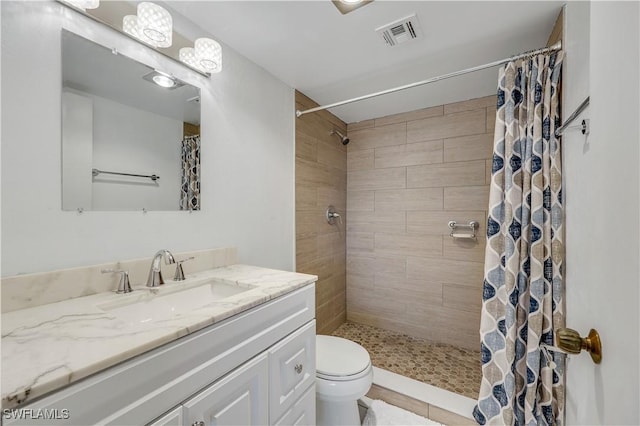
150, 320, 316, 426
5, 284, 316, 426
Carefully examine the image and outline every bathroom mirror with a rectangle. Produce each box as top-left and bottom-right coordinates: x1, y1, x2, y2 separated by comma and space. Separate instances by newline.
61, 30, 201, 211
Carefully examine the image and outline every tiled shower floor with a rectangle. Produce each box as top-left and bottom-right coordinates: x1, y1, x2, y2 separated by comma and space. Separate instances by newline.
332, 322, 481, 400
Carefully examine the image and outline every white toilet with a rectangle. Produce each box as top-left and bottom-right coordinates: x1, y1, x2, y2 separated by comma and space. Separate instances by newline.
316, 335, 373, 426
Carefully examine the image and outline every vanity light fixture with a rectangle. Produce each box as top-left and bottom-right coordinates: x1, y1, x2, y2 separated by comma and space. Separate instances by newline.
194, 37, 222, 73
137, 2, 173, 47
123, 2, 173, 48
62, 0, 99, 11
58, 0, 213, 77
179, 38, 223, 74
179, 47, 207, 73
123, 15, 155, 46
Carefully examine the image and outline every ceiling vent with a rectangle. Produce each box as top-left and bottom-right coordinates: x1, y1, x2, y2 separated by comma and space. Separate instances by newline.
375, 14, 422, 47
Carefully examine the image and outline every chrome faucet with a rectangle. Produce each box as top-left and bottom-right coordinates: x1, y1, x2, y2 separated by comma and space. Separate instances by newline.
146, 249, 176, 287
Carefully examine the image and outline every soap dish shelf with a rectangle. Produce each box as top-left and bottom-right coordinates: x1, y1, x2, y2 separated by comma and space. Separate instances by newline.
448, 220, 479, 239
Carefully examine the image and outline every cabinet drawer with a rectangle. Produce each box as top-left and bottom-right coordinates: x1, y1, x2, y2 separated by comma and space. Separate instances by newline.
183, 353, 269, 426
268, 320, 316, 423
274, 384, 315, 426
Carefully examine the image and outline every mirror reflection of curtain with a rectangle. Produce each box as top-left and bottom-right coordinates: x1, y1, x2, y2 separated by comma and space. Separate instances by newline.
180, 135, 200, 210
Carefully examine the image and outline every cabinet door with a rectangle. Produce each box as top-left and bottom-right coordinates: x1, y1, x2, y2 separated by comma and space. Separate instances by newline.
268, 320, 316, 423
273, 384, 315, 426
147, 406, 183, 426
183, 353, 268, 426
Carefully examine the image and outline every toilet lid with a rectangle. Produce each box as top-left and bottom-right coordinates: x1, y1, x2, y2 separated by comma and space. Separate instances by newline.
316, 335, 371, 377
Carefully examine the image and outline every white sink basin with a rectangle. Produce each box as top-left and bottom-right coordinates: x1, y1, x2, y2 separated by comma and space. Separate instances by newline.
98, 279, 255, 324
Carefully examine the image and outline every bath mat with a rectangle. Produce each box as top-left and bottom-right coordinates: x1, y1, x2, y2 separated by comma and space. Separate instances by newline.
362, 399, 443, 426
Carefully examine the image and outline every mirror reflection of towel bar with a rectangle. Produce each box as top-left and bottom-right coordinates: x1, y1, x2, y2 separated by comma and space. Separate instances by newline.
448, 220, 479, 239
92, 168, 160, 182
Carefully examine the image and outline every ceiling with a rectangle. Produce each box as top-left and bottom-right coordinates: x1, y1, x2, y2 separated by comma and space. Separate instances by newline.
166, 1, 564, 123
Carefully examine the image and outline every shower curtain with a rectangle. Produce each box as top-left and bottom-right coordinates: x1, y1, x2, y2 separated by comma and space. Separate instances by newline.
473, 51, 564, 426
180, 135, 200, 211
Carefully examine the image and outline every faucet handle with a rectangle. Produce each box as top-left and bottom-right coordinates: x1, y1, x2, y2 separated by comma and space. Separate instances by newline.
174, 257, 195, 281
101, 269, 133, 294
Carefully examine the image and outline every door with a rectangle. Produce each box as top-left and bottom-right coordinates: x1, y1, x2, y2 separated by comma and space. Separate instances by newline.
273, 384, 316, 426
268, 320, 316, 422
563, 2, 640, 424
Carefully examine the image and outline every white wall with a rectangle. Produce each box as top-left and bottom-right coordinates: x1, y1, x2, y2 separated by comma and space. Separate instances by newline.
1, 1, 295, 276
563, 1, 640, 424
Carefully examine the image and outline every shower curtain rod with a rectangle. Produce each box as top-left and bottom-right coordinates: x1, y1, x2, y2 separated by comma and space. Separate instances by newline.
296, 41, 562, 118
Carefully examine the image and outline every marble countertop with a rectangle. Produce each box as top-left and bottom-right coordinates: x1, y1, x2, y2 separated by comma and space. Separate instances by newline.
1, 264, 317, 408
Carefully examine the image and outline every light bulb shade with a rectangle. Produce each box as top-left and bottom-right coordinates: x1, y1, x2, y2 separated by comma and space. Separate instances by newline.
179, 47, 207, 73
137, 2, 172, 48
194, 38, 222, 73
123, 15, 151, 44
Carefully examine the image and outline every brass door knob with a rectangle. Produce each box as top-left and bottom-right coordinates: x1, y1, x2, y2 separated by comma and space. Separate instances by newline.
556, 328, 602, 364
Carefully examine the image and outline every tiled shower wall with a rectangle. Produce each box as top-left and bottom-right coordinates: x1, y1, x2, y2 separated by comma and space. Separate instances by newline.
346, 95, 496, 350
295, 91, 347, 335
